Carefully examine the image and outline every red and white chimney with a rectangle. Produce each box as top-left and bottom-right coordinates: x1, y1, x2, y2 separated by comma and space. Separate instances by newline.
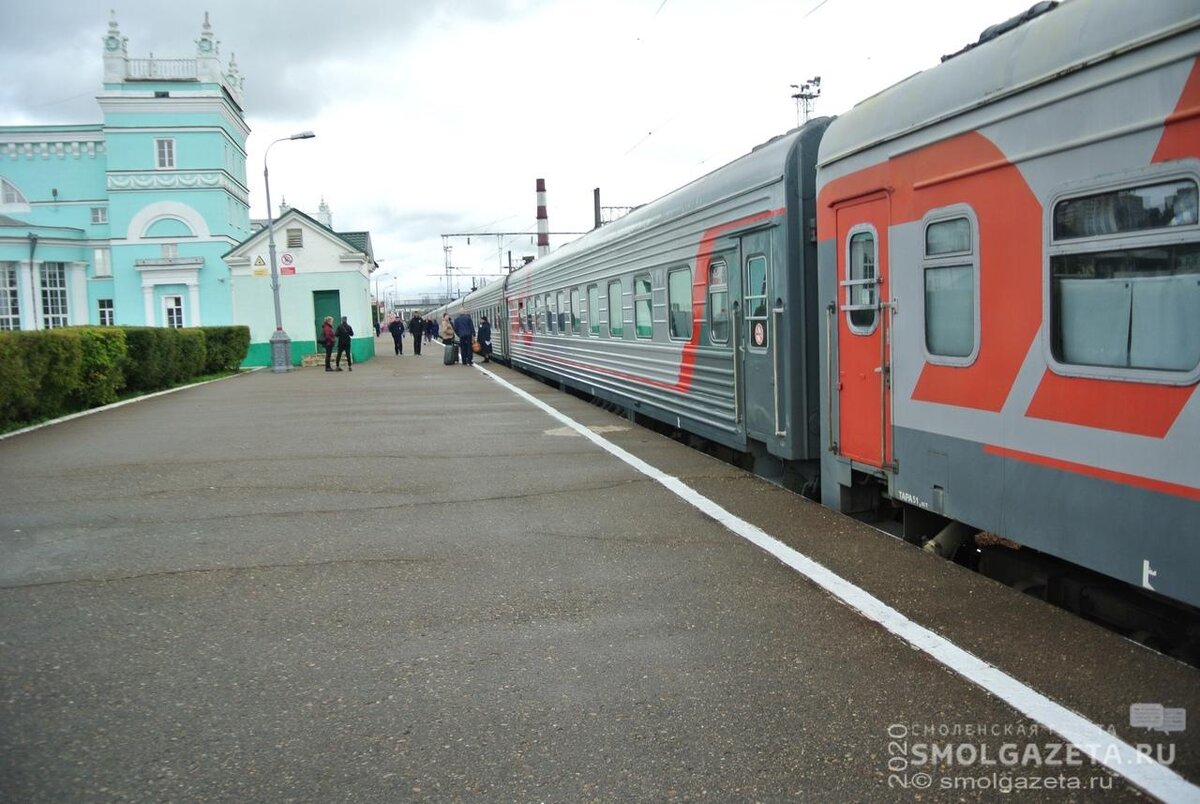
536, 178, 550, 258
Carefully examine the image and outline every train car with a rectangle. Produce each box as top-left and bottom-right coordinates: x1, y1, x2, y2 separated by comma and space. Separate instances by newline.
499, 119, 830, 477
816, 0, 1200, 612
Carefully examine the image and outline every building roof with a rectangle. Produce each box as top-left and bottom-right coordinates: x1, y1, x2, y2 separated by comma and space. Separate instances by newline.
232, 206, 375, 264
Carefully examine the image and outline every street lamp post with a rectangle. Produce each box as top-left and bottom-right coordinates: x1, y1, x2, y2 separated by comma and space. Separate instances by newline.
263, 130, 315, 372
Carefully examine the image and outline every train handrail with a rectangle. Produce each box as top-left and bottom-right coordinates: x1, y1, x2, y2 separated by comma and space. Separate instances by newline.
731, 301, 742, 424
773, 301, 786, 437
826, 302, 837, 455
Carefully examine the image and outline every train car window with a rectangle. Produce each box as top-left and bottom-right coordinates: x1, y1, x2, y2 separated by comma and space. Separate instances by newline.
667, 267, 693, 341
923, 214, 977, 360
570, 288, 581, 334
608, 281, 624, 337
546, 294, 555, 333
745, 255, 769, 348
535, 296, 545, 333
1050, 177, 1200, 375
587, 285, 600, 336
709, 261, 729, 344
846, 231, 877, 332
557, 291, 567, 333
634, 274, 653, 338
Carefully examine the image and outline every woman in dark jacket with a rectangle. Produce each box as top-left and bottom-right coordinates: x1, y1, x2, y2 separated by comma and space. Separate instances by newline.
321, 316, 336, 371
477, 316, 492, 363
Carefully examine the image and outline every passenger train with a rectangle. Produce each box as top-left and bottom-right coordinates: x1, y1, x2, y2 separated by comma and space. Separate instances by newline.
429, 0, 1200, 649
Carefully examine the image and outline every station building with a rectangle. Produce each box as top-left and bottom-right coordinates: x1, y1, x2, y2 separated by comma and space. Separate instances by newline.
0, 13, 374, 366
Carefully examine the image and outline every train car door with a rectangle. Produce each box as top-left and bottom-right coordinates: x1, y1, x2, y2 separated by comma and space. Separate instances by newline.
835, 195, 892, 469
740, 230, 781, 442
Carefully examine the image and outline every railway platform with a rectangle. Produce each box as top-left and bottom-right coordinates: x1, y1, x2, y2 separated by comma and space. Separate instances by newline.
1, 334, 1197, 802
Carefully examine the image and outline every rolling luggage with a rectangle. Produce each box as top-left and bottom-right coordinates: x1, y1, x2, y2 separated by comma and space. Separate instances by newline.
443, 341, 457, 365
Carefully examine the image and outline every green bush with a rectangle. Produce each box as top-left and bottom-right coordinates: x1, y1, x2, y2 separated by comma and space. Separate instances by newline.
70, 327, 128, 409
22, 329, 84, 418
0, 324, 249, 431
0, 332, 37, 427
174, 328, 207, 383
202, 326, 251, 372
122, 327, 170, 392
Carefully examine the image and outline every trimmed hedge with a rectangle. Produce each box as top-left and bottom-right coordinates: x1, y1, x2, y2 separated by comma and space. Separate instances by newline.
202, 326, 251, 373
0, 325, 249, 430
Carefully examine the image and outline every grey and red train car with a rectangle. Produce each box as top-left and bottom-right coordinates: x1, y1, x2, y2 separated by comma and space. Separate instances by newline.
431, 0, 1200, 617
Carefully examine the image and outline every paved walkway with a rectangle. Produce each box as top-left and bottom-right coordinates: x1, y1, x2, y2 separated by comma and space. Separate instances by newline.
1, 335, 1196, 801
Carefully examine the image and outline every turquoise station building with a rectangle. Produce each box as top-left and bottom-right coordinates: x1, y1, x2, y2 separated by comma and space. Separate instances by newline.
0, 13, 375, 366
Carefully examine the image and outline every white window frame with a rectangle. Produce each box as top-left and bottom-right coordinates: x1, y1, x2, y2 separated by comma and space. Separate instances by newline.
633, 274, 653, 339
607, 280, 624, 337
155, 138, 175, 169
920, 205, 980, 367
1, 178, 27, 206
0, 261, 19, 330
40, 262, 69, 329
98, 298, 114, 326
163, 294, 184, 328
93, 248, 112, 277
708, 259, 730, 345
1043, 164, 1200, 386
843, 224, 879, 336
91, 207, 108, 225
667, 266, 693, 341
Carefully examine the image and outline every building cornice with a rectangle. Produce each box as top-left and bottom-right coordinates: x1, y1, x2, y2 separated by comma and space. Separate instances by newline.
1, 135, 106, 161
98, 95, 250, 138
107, 170, 249, 203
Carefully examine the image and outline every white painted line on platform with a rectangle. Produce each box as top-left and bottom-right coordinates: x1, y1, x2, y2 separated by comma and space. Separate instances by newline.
477, 364, 1199, 804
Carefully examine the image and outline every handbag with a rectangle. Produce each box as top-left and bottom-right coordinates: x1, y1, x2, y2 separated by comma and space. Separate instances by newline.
472, 341, 482, 353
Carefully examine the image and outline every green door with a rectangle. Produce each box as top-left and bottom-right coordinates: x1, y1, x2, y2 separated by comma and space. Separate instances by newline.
313, 290, 341, 343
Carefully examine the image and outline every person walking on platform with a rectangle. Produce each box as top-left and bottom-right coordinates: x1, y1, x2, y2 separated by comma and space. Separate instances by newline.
321, 315, 335, 372
335, 316, 354, 371
387, 315, 405, 355
426, 319, 436, 343
440, 314, 457, 365
409, 313, 424, 356
453, 310, 476, 366
477, 315, 492, 363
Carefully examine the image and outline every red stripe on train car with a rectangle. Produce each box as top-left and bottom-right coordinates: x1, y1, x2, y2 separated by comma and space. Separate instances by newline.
1026, 56, 1199, 436
818, 132, 1043, 413
984, 444, 1200, 502
1153, 57, 1200, 164
514, 207, 787, 396
1025, 371, 1193, 439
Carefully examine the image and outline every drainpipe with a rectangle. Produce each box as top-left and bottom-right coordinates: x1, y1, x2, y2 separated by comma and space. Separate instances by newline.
27, 233, 38, 331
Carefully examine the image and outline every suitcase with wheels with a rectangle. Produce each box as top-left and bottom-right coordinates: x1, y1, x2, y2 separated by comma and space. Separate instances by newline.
443, 341, 457, 365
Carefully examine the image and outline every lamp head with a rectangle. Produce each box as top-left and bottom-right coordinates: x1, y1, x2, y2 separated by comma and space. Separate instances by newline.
290, 131, 316, 140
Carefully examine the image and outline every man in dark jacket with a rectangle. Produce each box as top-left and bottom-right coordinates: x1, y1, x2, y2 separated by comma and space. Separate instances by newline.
453, 310, 475, 366
387, 316, 405, 355
409, 313, 423, 356
335, 316, 354, 371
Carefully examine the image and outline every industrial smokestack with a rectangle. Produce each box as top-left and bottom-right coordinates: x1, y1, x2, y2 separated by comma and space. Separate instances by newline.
594, 187, 602, 229
536, 178, 550, 257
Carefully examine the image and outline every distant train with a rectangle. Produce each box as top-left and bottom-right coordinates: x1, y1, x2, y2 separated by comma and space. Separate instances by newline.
430, 0, 1200, 638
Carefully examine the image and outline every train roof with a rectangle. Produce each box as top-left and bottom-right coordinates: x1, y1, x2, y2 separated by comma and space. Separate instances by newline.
500, 118, 828, 291
817, 0, 1200, 170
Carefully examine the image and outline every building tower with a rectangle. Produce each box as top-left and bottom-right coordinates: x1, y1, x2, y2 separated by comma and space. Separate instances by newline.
97, 11, 251, 327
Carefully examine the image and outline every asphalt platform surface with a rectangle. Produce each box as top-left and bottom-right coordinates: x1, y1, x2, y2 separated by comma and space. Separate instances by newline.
1, 334, 1197, 802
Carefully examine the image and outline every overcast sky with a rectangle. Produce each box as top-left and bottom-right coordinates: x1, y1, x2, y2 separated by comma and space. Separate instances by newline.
1, 0, 1038, 299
